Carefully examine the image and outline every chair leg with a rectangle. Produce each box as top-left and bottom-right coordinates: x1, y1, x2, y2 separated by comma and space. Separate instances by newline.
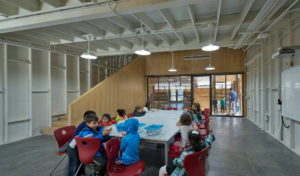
50, 154, 67, 176
74, 163, 83, 176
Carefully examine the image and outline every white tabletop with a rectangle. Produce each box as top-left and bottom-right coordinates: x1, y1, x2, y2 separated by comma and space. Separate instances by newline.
109, 110, 183, 142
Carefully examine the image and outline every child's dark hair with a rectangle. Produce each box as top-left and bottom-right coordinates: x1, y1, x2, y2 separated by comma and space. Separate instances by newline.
180, 113, 192, 126
83, 110, 96, 120
145, 102, 151, 109
101, 113, 111, 122
134, 106, 142, 112
85, 114, 99, 123
188, 130, 202, 152
187, 109, 194, 121
117, 109, 126, 116
193, 103, 201, 112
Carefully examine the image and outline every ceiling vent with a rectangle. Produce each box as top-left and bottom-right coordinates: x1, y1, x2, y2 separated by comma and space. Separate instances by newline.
184, 55, 210, 60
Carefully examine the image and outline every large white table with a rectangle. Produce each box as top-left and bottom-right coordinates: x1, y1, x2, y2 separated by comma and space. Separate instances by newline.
110, 110, 183, 164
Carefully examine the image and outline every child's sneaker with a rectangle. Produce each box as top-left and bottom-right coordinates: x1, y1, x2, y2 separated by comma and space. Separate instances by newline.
115, 157, 123, 164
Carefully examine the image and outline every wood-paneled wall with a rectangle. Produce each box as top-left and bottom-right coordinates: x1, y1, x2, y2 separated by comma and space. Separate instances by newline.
145, 48, 246, 75
68, 58, 146, 126
144, 48, 247, 116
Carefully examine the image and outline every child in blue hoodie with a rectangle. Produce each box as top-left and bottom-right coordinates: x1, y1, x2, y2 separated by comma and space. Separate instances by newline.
77, 114, 111, 175
115, 118, 140, 165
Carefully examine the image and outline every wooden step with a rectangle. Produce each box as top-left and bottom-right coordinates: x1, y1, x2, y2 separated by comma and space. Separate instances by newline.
51, 121, 68, 128
42, 127, 59, 135
59, 116, 68, 122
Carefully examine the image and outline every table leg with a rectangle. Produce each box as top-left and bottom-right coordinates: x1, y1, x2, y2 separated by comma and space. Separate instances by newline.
164, 142, 168, 165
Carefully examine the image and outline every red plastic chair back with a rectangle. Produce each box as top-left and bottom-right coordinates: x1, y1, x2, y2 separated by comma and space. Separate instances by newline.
167, 107, 178, 110
104, 137, 121, 172
75, 137, 101, 165
54, 126, 76, 149
127, 113, 135, 118
183, 147, 209, 176
204, 108, 210, 114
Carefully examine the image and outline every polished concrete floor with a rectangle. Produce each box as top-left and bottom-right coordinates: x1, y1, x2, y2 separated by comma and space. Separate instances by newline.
1, 117, 300, 176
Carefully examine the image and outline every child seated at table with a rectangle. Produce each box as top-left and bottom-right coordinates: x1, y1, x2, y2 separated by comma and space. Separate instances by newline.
77, 114, 112, 175
99, 113, 117, 130
175, 113, 193, 151
115, 109, 128, 122
186, 109, 199, 130
134, 106, 146, 117
67, 110, 96, 176
115, 118, 140, 165
159, 130, 209, 176
192, 103, 202, 120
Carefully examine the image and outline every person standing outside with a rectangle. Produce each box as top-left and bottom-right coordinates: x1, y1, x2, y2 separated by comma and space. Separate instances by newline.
229, 88, 237, 115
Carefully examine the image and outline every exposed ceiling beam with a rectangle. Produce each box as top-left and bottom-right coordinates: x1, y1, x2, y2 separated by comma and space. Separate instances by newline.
213, 0, 222, 42
101, 40, 120, 50
143, 35, 160, 47
114, 39, 133, 49
159, 9, 185, 44
88, 19, 123, 35
53, 25, 85, 39
157, 34, 171, 46
0, 0, 212, 33
231, 0, 255, 40
34, 28, 74, 42
2, 33, 49, 46
40, 0, 68, 7
133, 12, 157, 30
187, 5, 200, 44
18, 30, 61, 43
3, 0, 41, 12
68, 22, 106, 37
0, 1, 18, 16
123, 37, 141, 46
110, 16, 136, 32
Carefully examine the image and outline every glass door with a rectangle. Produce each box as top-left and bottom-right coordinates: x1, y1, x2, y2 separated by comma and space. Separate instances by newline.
193, 76, 210, 110
211, 74, 243, 116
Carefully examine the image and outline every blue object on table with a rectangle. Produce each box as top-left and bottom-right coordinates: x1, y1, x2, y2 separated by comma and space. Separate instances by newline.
138, 123, 146, 133
144, 124, 164, 136
139, 123, 146, 127
114, 123, 125, 132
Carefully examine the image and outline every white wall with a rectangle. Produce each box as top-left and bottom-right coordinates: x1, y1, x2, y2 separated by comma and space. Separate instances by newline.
0, 43, 132, 144
0, 43, 91, 144
31, 49, 51, 136
246, 12, 300, 156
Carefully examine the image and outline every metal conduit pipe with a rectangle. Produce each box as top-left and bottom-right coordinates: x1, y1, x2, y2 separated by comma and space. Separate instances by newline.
242, 0, 289, 47
234, 0, 280, 49
0, 0, 127, 22
246, 1, 300, 50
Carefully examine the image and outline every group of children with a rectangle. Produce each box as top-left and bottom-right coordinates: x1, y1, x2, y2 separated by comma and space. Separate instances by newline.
160, 103, 215, 176
65, 102, 214, 176
66, 108, 144, 176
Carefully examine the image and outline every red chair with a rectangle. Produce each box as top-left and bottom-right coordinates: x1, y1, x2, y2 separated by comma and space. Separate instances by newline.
104, 137, 145, 176
50, 126, 76, 176
166, 147, 209, 176
74, 137, 101, 176
199, 123, 210, 136
183, 147, 209, 176
167, 107, 178, 110
127, 113, 135, 118
198, 118, 210, 129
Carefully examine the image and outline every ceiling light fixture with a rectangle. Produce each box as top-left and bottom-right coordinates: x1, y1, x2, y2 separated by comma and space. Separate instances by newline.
168, 51, 177, 72
135, 23, 151, 56
202, 24, 220, 52
205, 52, 215, 71
81, 34, 97, 60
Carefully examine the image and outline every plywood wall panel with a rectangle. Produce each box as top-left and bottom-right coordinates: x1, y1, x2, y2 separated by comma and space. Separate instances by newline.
69, 58, 146, 126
